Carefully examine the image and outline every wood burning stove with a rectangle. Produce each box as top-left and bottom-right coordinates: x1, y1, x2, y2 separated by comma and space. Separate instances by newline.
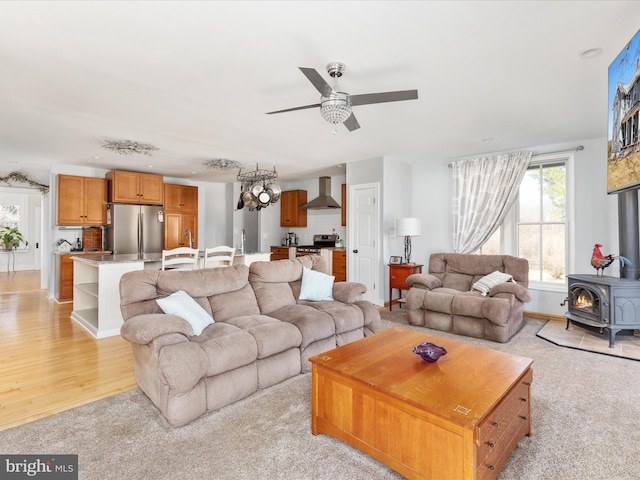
565, 274, 640, 348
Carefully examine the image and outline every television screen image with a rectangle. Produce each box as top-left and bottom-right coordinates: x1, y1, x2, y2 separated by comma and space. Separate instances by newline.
608, 29, 640, 194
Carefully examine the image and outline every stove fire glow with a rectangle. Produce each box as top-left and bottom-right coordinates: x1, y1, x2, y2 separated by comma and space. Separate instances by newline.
575, 294, 592, 309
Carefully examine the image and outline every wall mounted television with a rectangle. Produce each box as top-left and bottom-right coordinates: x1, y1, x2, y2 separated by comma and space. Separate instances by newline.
608, 29, 640, 194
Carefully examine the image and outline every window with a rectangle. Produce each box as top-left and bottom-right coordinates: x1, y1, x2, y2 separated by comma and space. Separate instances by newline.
0, 191, 30, 250
477, 153, 571, 287
0, 204, 20, 229
518, 163, 566, 283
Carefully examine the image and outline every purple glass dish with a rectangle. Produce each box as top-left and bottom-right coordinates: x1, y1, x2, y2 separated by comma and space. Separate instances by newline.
413, 342, 447, 363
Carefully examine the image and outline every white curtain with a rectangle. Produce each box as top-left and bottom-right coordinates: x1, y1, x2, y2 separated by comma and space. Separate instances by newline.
451, 151, 532, 254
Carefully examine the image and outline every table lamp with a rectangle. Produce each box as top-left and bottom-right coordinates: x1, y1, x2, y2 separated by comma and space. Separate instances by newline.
395, 217, 422, 264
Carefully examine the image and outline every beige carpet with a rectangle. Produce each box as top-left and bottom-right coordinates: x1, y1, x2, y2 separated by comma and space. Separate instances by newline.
2, 314, 640, 480
537, 319, 640, 361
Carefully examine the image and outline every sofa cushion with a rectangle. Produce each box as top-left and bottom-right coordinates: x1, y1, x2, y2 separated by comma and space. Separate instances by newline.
223, 314, 302, 358
299, 267, 335, 301
249, 255, 329, 313
190, 325, 258, 376
472, 271, 513, 296
208, 284, 261, 322
299, 300, 365, 334
267, 304, 336, 349
156, 290, 214, 336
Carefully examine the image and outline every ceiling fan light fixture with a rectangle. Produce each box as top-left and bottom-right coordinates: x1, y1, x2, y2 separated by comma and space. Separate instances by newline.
320, 92, 352, 125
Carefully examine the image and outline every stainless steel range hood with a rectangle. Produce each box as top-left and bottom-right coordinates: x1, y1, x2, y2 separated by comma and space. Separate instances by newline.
301, 176, 341, 209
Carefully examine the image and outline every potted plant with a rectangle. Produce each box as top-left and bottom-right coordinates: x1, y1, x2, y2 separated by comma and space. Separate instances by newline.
0, 226, 28, 251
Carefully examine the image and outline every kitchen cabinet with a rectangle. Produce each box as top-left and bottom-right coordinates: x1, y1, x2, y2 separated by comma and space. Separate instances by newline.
270, 246, 290, 261
106, 170, 164, 205
164, 184, 198, 250
165, 212, 197, 250
332, 250, 346, 282
280, 190, 307, 227
164, 184, 198, 212
57, 174, 107, 226
341, 183, 346, 226
57, 254, 74, 302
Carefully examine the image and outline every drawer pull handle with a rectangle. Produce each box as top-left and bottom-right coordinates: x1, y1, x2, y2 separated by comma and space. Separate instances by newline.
524, 381, 531, 386
520, 397, 527, 402
520, 415, 528, 420
491, 421, 499, 427
487, 465, 495, 471
487, 441, 494, 448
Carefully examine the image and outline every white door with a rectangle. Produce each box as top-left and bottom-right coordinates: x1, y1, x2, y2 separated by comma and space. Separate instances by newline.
348, 183, 380, 305
34, 206, 41, 269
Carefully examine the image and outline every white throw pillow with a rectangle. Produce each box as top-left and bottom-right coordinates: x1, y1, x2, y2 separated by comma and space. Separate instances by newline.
472, 271, 514, 297
299, 267, 335, 302
156, 290, 214, 336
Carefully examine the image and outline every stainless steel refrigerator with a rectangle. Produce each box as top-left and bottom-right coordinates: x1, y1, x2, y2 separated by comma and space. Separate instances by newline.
106, 204, 164, 255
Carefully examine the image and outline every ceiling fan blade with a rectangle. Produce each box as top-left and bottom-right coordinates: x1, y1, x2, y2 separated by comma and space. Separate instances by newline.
299, 67, 334, 97
266, 103, 320, 115
349, 89, 419, 107
343, 112, 361, 132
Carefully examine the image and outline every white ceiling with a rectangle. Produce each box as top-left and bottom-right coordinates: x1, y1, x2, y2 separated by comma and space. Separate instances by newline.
0, 1, 639, 184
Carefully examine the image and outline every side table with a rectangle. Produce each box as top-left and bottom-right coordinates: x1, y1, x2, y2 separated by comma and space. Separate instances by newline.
389, 263, 423, 311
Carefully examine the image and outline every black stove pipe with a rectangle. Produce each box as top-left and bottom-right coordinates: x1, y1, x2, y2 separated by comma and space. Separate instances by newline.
618, 189, 640, 279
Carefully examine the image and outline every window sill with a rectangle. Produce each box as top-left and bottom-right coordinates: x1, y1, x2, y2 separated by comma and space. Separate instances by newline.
527, 281, 567, 293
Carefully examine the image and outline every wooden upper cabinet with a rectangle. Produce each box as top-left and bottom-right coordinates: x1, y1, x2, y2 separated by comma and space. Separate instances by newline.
280, 190, 307, 227
106, 170, 164, 205
164, 184, 198, 213
57, 174, 107, 226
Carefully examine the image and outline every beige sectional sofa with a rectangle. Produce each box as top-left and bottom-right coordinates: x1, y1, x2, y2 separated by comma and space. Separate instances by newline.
405, 253, 531, 343
119, 255, 381, 427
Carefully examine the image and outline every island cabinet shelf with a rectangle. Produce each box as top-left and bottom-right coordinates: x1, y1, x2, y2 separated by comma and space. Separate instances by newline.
71, 256, 146, 338
75, 282, 99, 298
70, 308, 99, 330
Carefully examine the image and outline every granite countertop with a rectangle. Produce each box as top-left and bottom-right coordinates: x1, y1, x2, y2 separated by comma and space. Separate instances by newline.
54, 250, 111, 255
71, 252, 163, 264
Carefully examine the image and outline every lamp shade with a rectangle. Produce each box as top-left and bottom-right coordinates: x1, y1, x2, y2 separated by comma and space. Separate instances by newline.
396, 217, 422, 237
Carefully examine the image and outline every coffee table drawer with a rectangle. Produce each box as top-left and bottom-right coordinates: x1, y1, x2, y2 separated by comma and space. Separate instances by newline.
476, 410, 531, 480
476, 369, 532, 465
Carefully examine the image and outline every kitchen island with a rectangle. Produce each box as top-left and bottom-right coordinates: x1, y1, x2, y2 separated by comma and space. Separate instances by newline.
71, 253, 162, 339
232, 251, 271, 266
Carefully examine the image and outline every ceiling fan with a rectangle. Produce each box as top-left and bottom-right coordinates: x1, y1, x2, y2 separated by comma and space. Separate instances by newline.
266, 62, 419, 132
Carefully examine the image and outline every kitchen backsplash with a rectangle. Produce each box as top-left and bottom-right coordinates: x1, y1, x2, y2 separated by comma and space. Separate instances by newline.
285, 211, 346, 246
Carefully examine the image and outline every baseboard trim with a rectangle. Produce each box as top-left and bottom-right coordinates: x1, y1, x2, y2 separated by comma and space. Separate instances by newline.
525, 311, 565, 322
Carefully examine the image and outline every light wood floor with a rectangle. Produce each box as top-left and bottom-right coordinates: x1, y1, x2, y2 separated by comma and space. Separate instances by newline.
0, 271, 136, 432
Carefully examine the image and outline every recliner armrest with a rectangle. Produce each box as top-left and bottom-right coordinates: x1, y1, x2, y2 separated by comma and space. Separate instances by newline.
489, 282, 532, 302
121, 313, 192, 344
332, 281, 366, 304
406, 273, 443, 290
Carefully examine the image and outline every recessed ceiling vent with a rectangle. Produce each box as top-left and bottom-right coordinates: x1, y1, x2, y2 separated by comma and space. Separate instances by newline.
301, 176, 341, 210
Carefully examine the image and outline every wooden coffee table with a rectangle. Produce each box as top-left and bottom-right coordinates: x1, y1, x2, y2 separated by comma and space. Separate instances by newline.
309, 327, 533, 480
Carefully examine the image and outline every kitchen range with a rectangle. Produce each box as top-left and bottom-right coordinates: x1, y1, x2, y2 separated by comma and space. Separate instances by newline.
295, 234, 338, 256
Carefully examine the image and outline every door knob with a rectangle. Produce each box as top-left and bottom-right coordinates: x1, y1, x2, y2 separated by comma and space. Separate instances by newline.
353, 249, 358, 254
